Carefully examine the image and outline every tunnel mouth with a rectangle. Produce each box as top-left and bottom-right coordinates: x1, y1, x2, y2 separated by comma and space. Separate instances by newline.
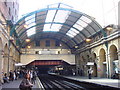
26, 60, 76, 75
37, 65, 54, 74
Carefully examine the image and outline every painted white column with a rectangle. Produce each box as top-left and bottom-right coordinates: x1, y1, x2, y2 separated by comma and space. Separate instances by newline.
108, 53, 112, 78
106, 48, 111, 78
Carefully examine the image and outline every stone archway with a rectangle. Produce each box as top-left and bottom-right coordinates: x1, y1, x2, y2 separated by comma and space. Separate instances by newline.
109, 45, 118, 76
0, 38, 3, 82
3, 44, 8, 73
9, 48, 14, 71
98, 48, 107, 77
93, 53, 97, 77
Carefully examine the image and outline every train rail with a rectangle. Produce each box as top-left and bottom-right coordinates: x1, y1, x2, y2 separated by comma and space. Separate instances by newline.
38, 74, 119, 90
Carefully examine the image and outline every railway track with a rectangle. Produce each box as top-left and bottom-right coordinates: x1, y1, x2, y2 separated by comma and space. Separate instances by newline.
38, 74, 119, 90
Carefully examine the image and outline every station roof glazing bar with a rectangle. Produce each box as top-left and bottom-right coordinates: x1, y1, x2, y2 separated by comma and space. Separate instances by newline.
10, 3, 102, 48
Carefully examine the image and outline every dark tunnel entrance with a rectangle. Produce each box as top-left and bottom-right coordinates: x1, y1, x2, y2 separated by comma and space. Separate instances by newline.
26, 60, 76, 75
37, 65, 51, 74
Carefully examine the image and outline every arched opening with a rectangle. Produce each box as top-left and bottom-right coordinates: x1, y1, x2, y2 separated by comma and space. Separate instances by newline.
9, 48, 14, 71
26, 60, 73, 75
3, 44, 8, 73
81, 55, 87, 76
109, 45, 118, 76
93, 53, 97, 77
99, 48, 107, 77
76, 55, 84, 76
0, 38, 3, 82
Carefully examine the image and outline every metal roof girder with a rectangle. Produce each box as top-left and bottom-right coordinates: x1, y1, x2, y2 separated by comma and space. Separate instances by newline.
10, 7, 85, 36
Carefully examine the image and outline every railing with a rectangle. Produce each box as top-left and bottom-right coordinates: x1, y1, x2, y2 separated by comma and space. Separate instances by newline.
21, 49, 71, 55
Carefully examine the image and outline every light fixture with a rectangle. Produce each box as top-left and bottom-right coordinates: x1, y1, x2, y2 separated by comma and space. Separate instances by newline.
85, 38, 92, 43
9, 36, 14, 41
60, 44, 62, 47
24, 24, 28, 28
68, 50, 70, 53
106, 26, 113, 31
25, 39, 30, 42
27, 45, 31, 49
75, 46, 78, 48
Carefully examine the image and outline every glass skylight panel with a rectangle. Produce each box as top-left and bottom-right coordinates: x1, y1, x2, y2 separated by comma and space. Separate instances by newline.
48, 3, 59, 8
43, 24, 51, 31
66, 28, 78, 38
44, 24, 61, 32
70, 28, 79, 34
43, 10, 57, 31
54, 10, 70, 23
50, 24, 62, 31
25, 16, 36, 29
68, 30, 77, 36
25, 14, 36, 37
71, 31, 77, 36
45, 10, 56, 22
66, 33, 74, 38
60, 3, 73, 9
27, 27, 35, 37
25, 14, 36, 21
80, 16, 92, 23
77, 19, 88, 28
27, 21, 36, 28
73, 24, 84, 31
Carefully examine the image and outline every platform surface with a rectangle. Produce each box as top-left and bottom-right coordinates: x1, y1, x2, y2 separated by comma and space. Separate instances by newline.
1, 78, 40, 90
1, 76, 120, 89
65, 76, 120, 88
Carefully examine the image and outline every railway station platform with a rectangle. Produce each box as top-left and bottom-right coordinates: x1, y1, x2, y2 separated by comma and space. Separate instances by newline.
64, 76, 120, 88
1, 77, 42, 90
0, 75, 120, 89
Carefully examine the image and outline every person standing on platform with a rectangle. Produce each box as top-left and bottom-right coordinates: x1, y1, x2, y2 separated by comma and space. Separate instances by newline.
3, 73, 9, 83
19, 73, 33, 90
9, 70, 14, 81
31, 71, 37, 84
87, 68, 93, 79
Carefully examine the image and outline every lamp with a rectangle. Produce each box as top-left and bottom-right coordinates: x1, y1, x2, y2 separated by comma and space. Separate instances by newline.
106, 27, 113, 31
25, 39, 30, 42
27, 45, 31, 49
60, 44, 62, 47
85, 38, 92, 43
9, 36, 14, 41
24, 24, 28, 28
104, 24, 117, 31
75, 45, 78, 48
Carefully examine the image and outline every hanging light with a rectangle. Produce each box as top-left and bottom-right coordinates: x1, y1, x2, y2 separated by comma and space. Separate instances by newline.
25, 39, 30, 42
27, 45, 31, 49
106, 26, 113, 31
75, 46, 78, 48
24, 24, 28, 28
85, 38, 92, 43
9, 36, 14, 41
60, 44, 62, 47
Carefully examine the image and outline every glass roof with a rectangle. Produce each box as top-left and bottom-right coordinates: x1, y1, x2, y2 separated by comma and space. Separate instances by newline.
10, 3, 102, 48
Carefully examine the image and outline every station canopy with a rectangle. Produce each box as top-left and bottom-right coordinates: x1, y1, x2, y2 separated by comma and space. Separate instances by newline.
10, 3, 102, 49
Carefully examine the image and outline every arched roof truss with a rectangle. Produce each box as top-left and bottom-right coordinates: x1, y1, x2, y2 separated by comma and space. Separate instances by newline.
10, 3, 102, 48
